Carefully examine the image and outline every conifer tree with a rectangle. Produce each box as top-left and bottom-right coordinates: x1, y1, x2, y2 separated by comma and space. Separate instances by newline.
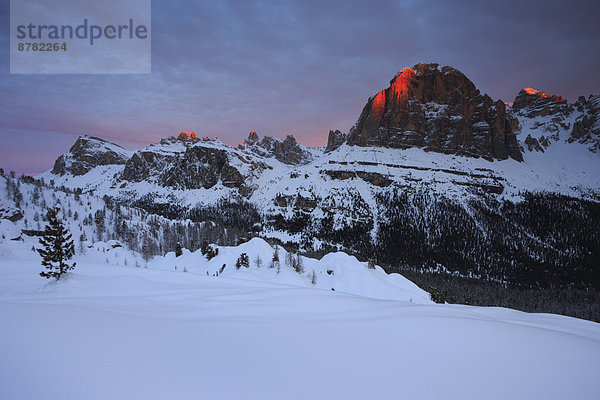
295, 253, 304, 273
37, 207, 76, 280
270, 245, 280, 269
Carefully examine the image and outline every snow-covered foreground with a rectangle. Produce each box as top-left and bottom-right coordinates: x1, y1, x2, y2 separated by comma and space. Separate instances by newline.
1, 238, 600, 400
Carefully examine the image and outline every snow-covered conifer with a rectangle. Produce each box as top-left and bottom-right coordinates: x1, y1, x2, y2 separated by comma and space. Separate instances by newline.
37, 207, 76, 281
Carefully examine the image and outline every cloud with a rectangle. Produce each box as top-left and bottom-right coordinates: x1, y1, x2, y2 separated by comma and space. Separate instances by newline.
1, 0, 599, 173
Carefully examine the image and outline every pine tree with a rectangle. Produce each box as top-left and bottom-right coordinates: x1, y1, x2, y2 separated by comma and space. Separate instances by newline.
286, 251, 294, 269
200, 239, 210, 255
141, 235, 157, 262
37, 207, 76, 280
294, 253, 304, 273
270, 245, 280, 269
95, 208, 106, 242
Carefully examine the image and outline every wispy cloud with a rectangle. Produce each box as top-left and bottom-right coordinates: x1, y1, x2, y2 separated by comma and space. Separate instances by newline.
1, 0, 599, 174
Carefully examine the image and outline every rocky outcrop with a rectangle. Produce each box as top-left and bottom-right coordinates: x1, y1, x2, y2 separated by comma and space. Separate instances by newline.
246, 131, 259, 145
246, 132, 313, 165
122, 151, 177, 183
512, 88, 566, 118
52, 135, 129, 176
0, 204, 22, 222
356, 171, 393, 187
510, 88, 600, 154
177, 131, 200, 142
123, 145, 245, 190
569, 95, 600, 152
325, 130, 346, 152
346, 63, 523, 161
323, 170, 356, 180
524, 134, 549, 152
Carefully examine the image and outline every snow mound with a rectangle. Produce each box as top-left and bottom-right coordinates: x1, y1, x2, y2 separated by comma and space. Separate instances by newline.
153, 237, 432, 303
0, 220, 21, 241
0, 244, 16, 259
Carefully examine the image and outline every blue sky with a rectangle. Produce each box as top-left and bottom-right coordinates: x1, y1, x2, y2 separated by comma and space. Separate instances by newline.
1, 0, 599, 174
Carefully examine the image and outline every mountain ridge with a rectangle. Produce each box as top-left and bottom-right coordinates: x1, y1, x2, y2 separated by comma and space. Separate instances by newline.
33, 63, 600, 292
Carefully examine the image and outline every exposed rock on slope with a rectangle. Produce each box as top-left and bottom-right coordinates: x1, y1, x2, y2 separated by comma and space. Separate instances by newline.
122, 136, 246, 190
44, 62, 600, 207
325, 130, 346, 152
246, 132, 313, 165
346, 63, 523, 161
51, 136, 129, 176
570, 95, 600, 152
510, 88, 600, 154
512, 88, 566, 118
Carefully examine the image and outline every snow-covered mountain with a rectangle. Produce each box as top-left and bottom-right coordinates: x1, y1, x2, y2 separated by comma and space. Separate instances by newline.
43, 64, 600, 202
33, 63, 600, 291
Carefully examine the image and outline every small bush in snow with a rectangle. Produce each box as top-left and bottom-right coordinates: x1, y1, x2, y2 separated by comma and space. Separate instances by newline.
236, 253, 250, 269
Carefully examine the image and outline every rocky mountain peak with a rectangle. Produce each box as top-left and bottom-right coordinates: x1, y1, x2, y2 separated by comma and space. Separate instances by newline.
51, 135, 129, 176
346, 63, 522, 161
177, 131, 199, 142
246, 130, 259, 145
512, 88, 567, 117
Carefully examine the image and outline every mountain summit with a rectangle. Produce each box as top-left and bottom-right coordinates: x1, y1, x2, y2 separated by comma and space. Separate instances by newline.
346, 62, 522, 161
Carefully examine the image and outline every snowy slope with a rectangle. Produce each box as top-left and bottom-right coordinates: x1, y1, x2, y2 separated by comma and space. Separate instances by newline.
152, 237, 431, 303
1, 235, 599, 400
35, 131, 600, 258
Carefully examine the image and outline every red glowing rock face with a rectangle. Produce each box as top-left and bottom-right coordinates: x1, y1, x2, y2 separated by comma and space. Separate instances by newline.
512, 88, 567, 117
178, 131, 198, 140
390, 67, 415, 100
523, 87, 549, 97
346, 62, 523, 161
370, 90, 387, 118
521, 88, 565, 103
